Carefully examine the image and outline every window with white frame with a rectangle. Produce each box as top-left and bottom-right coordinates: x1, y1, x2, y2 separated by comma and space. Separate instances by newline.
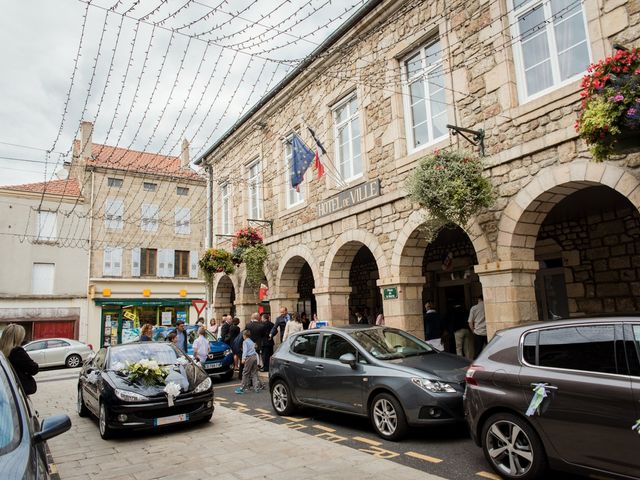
175, 207, 191, 235
284, 135, 304, 208
333, 95, 362, 182
248, 160, 263, 219
402, 38, 448, 151
36, 211, 57, 242
141, 203, 159, 232
32, 263, 54, 294
103, 247, 123, 277
220, 183, 232, 234
511, 0, 590, 101
104, 198, 124, 230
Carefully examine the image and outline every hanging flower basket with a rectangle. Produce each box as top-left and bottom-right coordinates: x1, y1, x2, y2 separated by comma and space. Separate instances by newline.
199, 248, 235, 281
408, 150, 494, 236
231, 227, 265, 270
576, 48, 640, 162
242, 244, 268, 288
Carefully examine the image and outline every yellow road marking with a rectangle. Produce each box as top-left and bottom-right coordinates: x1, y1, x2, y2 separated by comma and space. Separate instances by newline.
358, 445, 400, 459
352, 436, 382, 446
216, 396, 227, 401
254, 413, 276, 420
284, 422, 307, 430
313, 424, 336, 432
477, 472, 501, 480
315, 431, 348, 443
232, 401, 247, 407
405, 451, 443, 464
282, 416, 308, 422
48, 464, 58, 475
254, 408, 271, 414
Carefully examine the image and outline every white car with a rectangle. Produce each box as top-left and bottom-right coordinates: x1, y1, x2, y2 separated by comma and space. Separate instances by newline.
24, 338, 93, 368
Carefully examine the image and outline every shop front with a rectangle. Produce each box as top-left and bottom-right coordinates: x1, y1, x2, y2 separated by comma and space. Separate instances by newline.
95, 298, 197, 346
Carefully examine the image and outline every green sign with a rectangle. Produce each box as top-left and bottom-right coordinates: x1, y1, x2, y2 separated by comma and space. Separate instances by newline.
383, 287, 398, 299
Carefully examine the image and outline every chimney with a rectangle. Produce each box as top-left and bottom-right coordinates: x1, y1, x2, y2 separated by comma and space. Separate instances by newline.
180, 138, 190, 168
79, 121, 93, 164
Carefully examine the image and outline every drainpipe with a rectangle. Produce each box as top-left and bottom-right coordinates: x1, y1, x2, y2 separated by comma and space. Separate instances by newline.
205, 165, 214, 322
86, 169, 95, 344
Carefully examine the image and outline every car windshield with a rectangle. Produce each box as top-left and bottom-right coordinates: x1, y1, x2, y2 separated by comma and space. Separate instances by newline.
107, 343, 187, 369
0, 363, 20, 455
350, 328, 435, 359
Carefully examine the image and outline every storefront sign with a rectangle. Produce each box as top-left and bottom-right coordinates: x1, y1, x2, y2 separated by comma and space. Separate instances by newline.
317, 179, 381, 218
383, 287, 398, 299
123, 310, 137, 321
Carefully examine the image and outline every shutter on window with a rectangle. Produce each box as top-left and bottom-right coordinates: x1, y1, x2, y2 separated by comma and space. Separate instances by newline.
131, 247, 141, 277
189, 250, 198, 278
157, 249, 165, 278
112, 248, 123, 277
103, 248, 112, 276
166, 249, 175, 277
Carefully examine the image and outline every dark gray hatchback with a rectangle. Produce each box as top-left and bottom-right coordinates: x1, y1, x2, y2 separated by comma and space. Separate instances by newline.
464, 317, 640, 480
269, 325, 470, 440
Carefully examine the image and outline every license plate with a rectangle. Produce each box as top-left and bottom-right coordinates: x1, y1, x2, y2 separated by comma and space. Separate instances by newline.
206, 362, 222, 369
154, 414, 188, 426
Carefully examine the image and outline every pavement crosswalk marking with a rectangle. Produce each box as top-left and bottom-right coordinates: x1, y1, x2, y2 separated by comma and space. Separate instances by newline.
404, 451, 443, 464
313, 424, 336, 432
476, 471, 501, 480
352, 436, 382, 446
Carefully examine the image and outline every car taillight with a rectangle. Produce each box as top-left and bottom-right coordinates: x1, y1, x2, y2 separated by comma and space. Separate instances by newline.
465, 364, 484, 386
87, 343, 94, 351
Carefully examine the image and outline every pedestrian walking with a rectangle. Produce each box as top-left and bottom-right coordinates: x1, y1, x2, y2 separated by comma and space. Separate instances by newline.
469, 296, 487, 358
283, 312, 304, 341
0, 324, 39, 395
139, 323, 153, 342
235, 330, 264, 394
269, 307, 290, 343
423, 302, 443, 350
260, 313, 275, 372
193, 326, 210, 364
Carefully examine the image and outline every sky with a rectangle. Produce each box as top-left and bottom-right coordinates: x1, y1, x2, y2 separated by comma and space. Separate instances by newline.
0, 0, 368, 187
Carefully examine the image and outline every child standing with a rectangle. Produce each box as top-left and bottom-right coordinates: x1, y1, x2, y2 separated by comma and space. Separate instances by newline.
235, 330, 263, 394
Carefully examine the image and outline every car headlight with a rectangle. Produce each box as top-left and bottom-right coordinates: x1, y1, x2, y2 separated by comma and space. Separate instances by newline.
193, 377, 212, 394
114, 388, 150, 402
224, 348, 232, 356
411, 377, 456, 393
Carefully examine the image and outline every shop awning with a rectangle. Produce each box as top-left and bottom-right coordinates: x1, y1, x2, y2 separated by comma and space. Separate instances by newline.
94, 298, 197, 307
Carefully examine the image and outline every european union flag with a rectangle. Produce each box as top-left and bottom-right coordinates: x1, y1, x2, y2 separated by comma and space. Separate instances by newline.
289, 133, 315, 190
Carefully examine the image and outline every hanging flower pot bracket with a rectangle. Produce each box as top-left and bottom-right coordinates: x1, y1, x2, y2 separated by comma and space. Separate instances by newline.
447, 124, 486, 157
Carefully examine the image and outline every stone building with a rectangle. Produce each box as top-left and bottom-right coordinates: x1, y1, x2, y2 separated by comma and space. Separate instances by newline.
0, 178, 90, 341
71, 122, 207, 347
196, 0, 640, 339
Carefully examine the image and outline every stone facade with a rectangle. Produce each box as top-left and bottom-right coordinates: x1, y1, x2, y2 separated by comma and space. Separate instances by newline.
201, 0, 640, 338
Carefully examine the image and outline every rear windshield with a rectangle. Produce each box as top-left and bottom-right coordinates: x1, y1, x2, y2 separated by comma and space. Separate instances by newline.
0, 363, 21, 455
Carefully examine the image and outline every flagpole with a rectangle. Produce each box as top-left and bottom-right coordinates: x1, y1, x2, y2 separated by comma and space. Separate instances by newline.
302, 119, 349, 189
296, 131, 347, 189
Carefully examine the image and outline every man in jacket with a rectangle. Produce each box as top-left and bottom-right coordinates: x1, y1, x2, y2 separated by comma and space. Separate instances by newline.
219, 315, 231, 343
246, 312, 264, 354
260, 313, 275, 372
170, 319, 188, 352
269, 307, 290, 343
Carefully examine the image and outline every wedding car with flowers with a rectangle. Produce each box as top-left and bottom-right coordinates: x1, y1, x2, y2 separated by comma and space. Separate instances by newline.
77, 342, 214, 439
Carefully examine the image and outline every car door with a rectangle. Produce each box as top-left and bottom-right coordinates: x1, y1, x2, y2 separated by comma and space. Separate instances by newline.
24, 341, 48, 366
44, 339, 70, 366
287, 333, 321, 404
624, 324, 640, 448
314, 333, 364, 413
83, 348, 106, 414
518, 323, 637, 476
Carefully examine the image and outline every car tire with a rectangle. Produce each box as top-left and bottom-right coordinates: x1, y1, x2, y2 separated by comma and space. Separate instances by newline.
66, 354, 82, 368
99, 402, 114, 440
481, 412, 547, 480
222, 370, 234, 381
270, 379, 296, 416
369, 392, 408, 441
77, 386, 90, 418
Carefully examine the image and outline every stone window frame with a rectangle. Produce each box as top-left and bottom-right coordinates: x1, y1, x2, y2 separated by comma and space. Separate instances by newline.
104, 198, 124, 230
283, 132, 305, 209
174, 206, 191, 235
509, 0, 592, 104
140, 203, 159, 232
331, 92, 364, 184
220, 182, 233, 235
35, 210, 58, 244
247, 157, 263, 220
400, 36, 449, 155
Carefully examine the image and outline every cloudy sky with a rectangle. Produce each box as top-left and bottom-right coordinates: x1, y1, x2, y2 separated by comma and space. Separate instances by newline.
0, 0, 367, 186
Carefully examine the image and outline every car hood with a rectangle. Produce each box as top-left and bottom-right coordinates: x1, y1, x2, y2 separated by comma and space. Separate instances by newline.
385, 352, 470, 383
104, 364, 208, 397
209, 340, 231, 354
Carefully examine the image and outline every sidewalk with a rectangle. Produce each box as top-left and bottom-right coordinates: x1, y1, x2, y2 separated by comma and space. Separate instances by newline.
32, 375, 448, 480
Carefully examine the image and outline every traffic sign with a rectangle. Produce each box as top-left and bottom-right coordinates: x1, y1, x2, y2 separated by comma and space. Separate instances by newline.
192, 299, 208, 315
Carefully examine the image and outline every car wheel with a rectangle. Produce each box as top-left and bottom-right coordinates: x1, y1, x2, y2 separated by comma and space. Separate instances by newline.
99, 402, 114, 440
481, 412, 547, 480
77, 386, 89, 418
370, 392, 408, 441
66, 354, 82, 368
270, 380, 296, 415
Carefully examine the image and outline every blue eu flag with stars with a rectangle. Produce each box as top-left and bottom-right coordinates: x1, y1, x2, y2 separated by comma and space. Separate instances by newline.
290, 133, 315, 191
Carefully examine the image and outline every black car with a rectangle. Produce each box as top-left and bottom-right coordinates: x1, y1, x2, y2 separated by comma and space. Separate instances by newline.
0, 353, 71, 478
464, 317, 640, 480
77, 342, 214, 439
269, 325, 470, 440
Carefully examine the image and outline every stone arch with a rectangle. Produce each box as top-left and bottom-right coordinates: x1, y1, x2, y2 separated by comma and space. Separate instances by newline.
390, 210, 493, 279
323, 229, 390, 287
212, 273, 237, 316
275, 245, 321, 296
497, 162, 640, 261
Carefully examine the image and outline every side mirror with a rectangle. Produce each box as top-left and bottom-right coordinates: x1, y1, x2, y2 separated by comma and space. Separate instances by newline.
339, 353, 357, 369
33, 415, 71, 443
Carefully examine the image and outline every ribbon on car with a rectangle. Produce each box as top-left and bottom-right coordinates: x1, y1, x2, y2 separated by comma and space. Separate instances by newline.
525, 383, 549, 416
164, 381, 182, 407
633, 419, 640, 435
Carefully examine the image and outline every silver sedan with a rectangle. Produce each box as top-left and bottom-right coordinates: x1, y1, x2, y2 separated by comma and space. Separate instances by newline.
24, 338, 93, 368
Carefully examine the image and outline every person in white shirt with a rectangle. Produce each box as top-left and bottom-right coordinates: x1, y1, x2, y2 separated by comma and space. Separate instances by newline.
468, 296, 487, 359
283, 312, 304, 341
192, 327, 210, 363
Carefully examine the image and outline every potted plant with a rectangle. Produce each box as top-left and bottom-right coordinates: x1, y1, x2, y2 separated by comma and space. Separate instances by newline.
199, 248, 235, 281
408, 149, 494, 237
576, 47, 640, 161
